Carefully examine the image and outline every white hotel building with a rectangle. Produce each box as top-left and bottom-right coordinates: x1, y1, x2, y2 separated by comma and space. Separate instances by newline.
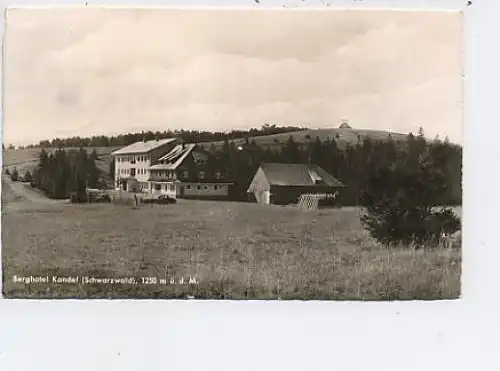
110, 138, 178, 192
110, 138, 232, 199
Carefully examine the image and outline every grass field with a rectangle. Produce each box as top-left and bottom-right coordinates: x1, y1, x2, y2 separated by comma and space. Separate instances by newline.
1, 176, 461, 300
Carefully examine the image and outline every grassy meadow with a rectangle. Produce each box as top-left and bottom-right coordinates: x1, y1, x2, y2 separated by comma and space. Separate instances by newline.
2, 177, 461, 300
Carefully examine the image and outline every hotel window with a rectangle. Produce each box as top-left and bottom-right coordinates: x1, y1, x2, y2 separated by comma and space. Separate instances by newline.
199, 171, 205, 180
214, 185, 218, 190
215, 172, 222, 180
186, 185, 191, 190
183, 170, 189, 179
204, 185, 208, 190
197, 185, 201, 190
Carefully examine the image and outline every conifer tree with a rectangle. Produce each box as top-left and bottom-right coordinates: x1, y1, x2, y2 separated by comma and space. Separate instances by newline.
360, 147, 461, 248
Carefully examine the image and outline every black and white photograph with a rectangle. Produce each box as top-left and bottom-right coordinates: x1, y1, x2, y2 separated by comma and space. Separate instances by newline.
1, 7, 463, 300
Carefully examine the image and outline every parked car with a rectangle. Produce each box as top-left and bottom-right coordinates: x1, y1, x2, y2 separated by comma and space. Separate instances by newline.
142, 195, 177, 205
156, 195, 177, 204
94, 194, 112, 203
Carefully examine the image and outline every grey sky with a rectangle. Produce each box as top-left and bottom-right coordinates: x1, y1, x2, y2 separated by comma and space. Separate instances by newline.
3, 8, 463, 146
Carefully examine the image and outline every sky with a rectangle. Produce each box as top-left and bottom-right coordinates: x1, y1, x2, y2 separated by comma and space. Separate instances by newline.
2, 8, 463, 146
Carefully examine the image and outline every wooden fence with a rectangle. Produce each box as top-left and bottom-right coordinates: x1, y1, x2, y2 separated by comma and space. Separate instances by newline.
295, 193, 337, 210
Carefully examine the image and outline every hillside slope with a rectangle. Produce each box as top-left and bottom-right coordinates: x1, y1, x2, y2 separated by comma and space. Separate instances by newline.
205, 127, 408, 150
2, 146, 119, 187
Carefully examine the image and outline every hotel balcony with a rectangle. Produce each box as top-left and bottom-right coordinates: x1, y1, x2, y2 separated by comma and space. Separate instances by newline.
148, 174, 176, 182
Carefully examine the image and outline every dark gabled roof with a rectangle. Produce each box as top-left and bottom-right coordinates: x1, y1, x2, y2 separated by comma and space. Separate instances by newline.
259, 163, 345, 187
150, 143, 197, 170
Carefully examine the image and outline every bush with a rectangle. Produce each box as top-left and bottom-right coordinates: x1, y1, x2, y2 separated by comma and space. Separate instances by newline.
10, 167, 19, 181
23, 170, 32, 183
70, 191, 88, 203
360, 152, 461, 248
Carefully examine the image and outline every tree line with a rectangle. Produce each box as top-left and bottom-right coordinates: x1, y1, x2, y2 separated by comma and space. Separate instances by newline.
26, 127, 462, 209
30, 148, 100, 200
26, 124, 306, 149
206, 130, 461, 206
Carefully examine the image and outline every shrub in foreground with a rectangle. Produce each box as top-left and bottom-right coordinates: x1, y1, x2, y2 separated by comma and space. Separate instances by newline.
10, 167, 19, 181
360, 148, 461, 248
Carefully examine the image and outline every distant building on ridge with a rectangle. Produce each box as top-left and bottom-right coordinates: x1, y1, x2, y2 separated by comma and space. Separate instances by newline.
339, 120, 352, 129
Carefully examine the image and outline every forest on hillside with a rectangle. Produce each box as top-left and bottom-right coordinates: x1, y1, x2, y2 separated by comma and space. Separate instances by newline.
152, 130, 460, 206
20, 126, 461, 207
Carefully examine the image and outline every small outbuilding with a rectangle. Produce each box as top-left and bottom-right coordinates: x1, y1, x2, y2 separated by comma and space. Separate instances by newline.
339, 120, 352, 129
247, 163, 345, 208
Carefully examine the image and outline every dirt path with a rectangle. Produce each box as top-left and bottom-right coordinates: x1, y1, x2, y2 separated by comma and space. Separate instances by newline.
1, 175, 68, 212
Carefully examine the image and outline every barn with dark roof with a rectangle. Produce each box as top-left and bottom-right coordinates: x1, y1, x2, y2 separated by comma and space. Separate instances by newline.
247, 163, 345, 207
